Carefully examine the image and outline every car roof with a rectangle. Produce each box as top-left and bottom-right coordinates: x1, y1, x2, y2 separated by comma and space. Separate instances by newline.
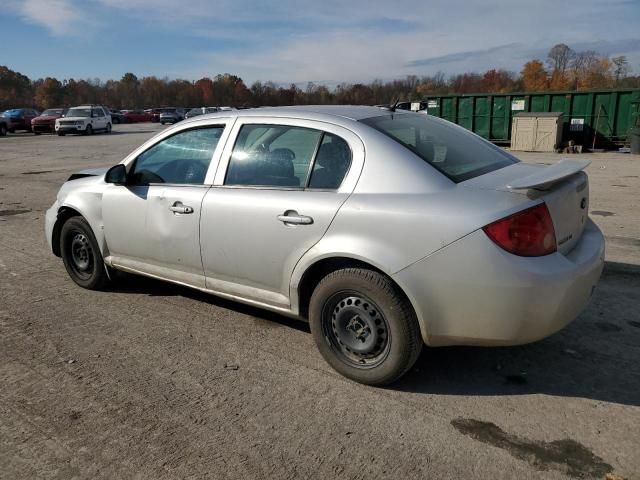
244, 105, 403, 120
187, 105, 411, 127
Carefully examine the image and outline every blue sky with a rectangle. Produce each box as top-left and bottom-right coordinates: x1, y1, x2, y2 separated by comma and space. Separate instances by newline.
2, 0, 640, 86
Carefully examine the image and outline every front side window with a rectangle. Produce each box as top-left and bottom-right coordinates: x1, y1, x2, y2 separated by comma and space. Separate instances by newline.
360, 114, 518, 183
129, 127, 223, 185
92, 108, 103, 117
225, 124, 322, 187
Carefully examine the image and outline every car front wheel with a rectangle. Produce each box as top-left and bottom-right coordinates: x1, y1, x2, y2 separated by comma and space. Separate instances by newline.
85, 125, 93, 135
60, 217, 109, 290
309, 268, 422, 386
105, 123, 112, 134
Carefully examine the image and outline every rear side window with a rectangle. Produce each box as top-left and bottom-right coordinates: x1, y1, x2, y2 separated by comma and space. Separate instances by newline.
308, 133, 351, 189
225, 124, 322, 187
360, 114, 517, 183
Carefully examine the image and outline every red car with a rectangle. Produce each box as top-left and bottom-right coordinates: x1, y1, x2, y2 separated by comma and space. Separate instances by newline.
122, 110, 152, 123
32, 108, 67, 134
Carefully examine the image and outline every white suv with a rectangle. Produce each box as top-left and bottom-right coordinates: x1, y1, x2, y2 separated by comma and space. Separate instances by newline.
56, 105, 112, 136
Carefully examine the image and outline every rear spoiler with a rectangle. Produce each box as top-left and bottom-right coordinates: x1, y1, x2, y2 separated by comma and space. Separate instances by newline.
507, 159, 591, 190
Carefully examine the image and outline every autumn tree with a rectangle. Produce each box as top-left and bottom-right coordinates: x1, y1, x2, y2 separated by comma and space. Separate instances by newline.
0, 65, 33, 109
480, 69, 516, 92
521, 60, 548, 91
117, 73, 140, 107
546, 44, 573, 90
194, 77, 215, 105
33, 77, 64, 108
612, 56, 630, 82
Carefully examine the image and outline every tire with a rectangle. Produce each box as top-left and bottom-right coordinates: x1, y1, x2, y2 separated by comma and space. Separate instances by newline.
8, 129, 14, 134
60, 217, 109, 290
85, 125, 93, 135
309, 268, 422, 386
0, 124, 6, 136
160, 121, 165, 125
57, 131, 65, 136
34, 131, 40, 135
105, 123, 112, 134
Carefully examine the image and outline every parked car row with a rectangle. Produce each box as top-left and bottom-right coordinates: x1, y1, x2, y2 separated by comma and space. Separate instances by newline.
1, 105, 239, 136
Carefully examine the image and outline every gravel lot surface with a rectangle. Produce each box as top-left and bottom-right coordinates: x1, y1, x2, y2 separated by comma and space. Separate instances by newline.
1, 123, 639, 479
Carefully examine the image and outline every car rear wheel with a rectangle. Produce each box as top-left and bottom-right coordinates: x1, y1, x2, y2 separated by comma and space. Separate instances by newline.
0, 125, 6, 136
60, 217, 109, 290
85, 125, 93, 135
309, 268, 422, 385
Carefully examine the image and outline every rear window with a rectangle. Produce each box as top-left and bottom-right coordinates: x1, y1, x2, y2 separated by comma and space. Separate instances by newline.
360, 114, 518, 183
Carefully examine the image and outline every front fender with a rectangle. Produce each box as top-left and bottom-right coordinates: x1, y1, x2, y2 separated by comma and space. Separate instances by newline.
50, 186, 107, 256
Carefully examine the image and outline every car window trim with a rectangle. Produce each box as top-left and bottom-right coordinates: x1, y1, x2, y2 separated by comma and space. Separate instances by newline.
304, 131, 325, 189
127, 124, 227, 187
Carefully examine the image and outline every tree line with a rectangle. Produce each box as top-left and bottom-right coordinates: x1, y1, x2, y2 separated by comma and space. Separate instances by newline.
1, 44, 638, 111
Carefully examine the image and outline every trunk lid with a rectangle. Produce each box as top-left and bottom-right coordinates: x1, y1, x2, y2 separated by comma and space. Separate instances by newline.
462, 160, 591, 255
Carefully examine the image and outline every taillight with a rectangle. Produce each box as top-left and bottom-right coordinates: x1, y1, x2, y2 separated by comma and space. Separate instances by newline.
483, 203, 556, 257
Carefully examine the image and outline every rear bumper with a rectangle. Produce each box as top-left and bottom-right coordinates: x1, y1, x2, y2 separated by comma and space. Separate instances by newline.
393, 219, 605, 346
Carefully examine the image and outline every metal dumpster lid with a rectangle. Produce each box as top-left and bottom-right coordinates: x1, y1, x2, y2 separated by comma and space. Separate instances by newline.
514, 112, 564, 117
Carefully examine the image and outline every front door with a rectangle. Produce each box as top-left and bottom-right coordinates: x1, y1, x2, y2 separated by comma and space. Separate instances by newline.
102, 124, 228, 287
200, 120, 359, 307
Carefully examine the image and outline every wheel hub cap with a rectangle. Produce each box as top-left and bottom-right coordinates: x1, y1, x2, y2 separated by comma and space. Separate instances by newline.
331, 296, 387, 357
71, 233, 91, 271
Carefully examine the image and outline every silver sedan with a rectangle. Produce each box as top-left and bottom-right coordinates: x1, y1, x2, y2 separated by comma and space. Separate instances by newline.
45, 106, 605, 385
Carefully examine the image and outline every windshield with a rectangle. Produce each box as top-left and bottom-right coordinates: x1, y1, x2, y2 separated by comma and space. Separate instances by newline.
360, 113, 518, 183
42, 109, 64, 116
3, 109, 22, 116
66, 107, 92, 118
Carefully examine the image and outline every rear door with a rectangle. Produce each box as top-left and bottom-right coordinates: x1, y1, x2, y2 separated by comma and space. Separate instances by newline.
200, 118, 364, 307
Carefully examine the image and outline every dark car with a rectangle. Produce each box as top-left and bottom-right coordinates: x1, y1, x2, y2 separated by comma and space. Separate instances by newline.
159, 107, 186, 124
122, 109, 152, 123
108, 109, 125, 124
32, 108, 67, 134
2, 108, 39, 132
185, 107, 219, 119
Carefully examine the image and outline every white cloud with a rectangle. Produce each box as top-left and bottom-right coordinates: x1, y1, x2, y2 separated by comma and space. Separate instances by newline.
15, 0, 84, 35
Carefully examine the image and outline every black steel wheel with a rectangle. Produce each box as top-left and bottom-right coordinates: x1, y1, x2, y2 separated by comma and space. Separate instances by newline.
323, 293, 391, 368
309, 268, 422, 385
60, 216, 109, 290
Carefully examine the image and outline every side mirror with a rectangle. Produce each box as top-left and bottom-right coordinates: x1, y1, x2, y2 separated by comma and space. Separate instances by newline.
105, 164, 127, 184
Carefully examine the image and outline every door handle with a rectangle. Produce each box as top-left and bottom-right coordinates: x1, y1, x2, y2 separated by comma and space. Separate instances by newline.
277, 210, 313, 225
169, 202, 194, 214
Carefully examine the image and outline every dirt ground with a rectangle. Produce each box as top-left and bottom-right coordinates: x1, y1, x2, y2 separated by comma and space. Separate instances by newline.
1, 123, 639, 480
